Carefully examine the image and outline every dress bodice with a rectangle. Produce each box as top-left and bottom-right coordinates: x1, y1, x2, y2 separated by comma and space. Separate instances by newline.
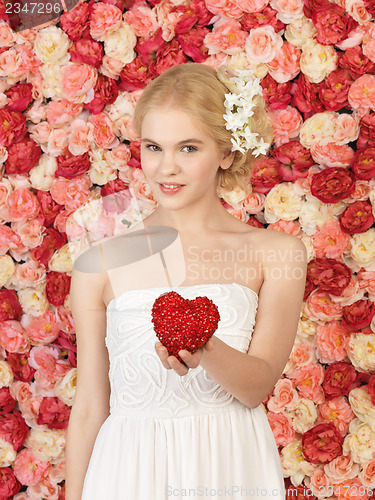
105, 283, 259, 418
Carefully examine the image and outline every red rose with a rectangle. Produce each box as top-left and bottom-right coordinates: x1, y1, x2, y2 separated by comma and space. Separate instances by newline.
307, 257, 352, 296
31, 227, 66, 268
291, 73, 324, 114
302, 423, 343, 464
352, 147, 375, 180
0, 388, 16, 413
59, 1, 91, 41
53, 331, 77, 368
153, 39, 188, 77
272, 140, 313, 181
310, 167, 355, 203
4, 135, 41, 175
358, 112, 375, 149
312, 4, 357, 45
136, 29, 165, 76
101, 179, 132, 214
4, 83, 33, 113
174, 0, 212, 33
55, 150, 90, 179
0, 109, 27, 147
322, 361, 358, 399
46, 271, 71, 306
363, 0, 375, 15
68, 38, 103, 68
119, 57, 153, 91
246, 216, 264, 229
303, 277, 316, 302
261, 74, 292, 111
128, 141, 141, 168
342, 299, 375, 331
303, 0, 337, 19
177, 27, 209, 63
249, 157, 283, 194
339, 200, 374, 234
338, 46, 375, 77
84, 74, 118, 115
37, 396, 71, 429
0, 290, 22, 322
0, 411, 29, 451
35, 190, 64, 226
240, 6, 285, 32
6, 351, 36, 382
318, 68, 354, 111
0, 467, 21, 499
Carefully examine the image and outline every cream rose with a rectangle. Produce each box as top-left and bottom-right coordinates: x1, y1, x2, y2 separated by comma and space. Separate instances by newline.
264, 182, 303, 223
347, 333, 375, 373
299, 195, 346, 235
54, 368, 77, 406
0, 437, 16, 467
89, 148, 117, 186
105, 92, 134, 123
286, 398, 318, 434
17, 284, 49, 317
300, 39, 338, 84
29, 155, 58, 191
0, 360, 14, 388
39, 62, 66, 100
285, 16, 317, 48
350, 229, 375, 268
33, 26, 72, 64
343, 418, 375, 464
104, 22, 137, 65
299, 111, 337, 149
48, 243, 75, 273
349, 386, 375, 430
24, 427, 65, 464
0, 254, 15, 287
280, 438, 318, 485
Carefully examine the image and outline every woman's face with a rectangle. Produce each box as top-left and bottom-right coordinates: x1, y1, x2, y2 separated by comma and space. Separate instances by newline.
140, 106, 233, 208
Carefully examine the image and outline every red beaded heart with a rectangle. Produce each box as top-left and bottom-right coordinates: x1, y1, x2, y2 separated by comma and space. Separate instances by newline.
151, 291, 220, 363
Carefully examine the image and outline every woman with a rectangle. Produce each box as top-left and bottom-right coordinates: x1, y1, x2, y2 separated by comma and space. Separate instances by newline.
65, 62, 308, 500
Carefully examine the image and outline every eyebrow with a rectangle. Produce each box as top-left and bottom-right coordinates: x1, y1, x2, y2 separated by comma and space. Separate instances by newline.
141, 138, 205, 145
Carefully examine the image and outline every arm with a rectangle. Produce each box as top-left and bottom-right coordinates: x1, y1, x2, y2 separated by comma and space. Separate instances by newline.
157, 233, 308, 409
65, 268, 110, 500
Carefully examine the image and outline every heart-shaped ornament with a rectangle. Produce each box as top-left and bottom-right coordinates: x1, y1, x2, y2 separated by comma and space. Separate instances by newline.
151, 291, 220, 363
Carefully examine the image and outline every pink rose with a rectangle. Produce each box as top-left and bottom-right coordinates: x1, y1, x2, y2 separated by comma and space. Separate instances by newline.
236, 0, 269, 12
312, 4, 357, 45
316, 321, 351, 363
89, 2, 122, 41
266, 41, 301, 83
205, 0, 243, 18
311, 219, 350, 259
267, 411, 295, 446
68, 39, 103, 69
348, 74, 375, 113
28, 346, 71, 383
123, 3, 158, 37
12, 218, 44, 249
61, 62, 98, 103
27, 311, 60, 345
0, 321, 29, 353
13, 449, 50, 486
36, 396, 71, 429
7, 188, 40, 221
310, 142, 355, 168
89, 112, 119, 149
0, 225, 23, 255
268, 105, 303, 147
245, 25, 283, 63
289, 363, 325, 403
317, 397, 355, 437
14, 259, 46, 288
267, 377, 298, 411
46, 99, 83, 128
50, 175, 91, 212
204, 19, 248, 55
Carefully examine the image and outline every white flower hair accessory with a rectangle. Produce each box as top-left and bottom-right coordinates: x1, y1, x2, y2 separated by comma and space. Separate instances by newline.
222, 69, 270, 157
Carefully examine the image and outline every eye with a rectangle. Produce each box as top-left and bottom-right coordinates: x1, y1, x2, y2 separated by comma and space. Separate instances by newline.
146, 144, 161, 152
182, 145, 197, 153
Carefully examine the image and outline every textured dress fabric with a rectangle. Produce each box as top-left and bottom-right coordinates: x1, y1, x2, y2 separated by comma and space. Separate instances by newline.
81, 283, 286, 500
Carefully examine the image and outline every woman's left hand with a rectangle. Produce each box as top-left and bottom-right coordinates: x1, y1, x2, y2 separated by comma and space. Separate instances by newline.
155, 338, 216, 376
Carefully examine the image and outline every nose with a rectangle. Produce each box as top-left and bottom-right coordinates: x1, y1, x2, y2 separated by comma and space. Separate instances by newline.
158, 150, 180, 176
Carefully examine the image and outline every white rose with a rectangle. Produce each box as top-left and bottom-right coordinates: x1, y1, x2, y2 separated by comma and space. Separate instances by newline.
300, 39, 338, 84
105, 92, 134, 122
286, 398, 318, 434
39, 61, 67, 100
104, 22, 137, 65
0, 360, 14, 388
34, 26, 72, 64
343, 418, 375, 464
269, 0, 304, 24
299, 194, 346, 235
281, 438, 318, 485
17, 284, 48, 317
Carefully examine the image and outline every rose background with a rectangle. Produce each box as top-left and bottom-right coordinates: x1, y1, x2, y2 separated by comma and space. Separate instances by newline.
0, 0, 375, 498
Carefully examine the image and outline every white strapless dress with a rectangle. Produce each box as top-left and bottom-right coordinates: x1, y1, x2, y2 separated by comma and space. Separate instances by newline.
81, 283, 286, 500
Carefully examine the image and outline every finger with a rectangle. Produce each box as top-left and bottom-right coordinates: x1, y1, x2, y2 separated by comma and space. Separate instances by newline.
168, 355, 189, 376
179, 349, 200, 369
155, 342, 172, 369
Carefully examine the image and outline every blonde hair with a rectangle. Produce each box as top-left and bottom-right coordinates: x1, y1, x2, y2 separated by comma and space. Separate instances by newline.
133, 63, 274, 193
